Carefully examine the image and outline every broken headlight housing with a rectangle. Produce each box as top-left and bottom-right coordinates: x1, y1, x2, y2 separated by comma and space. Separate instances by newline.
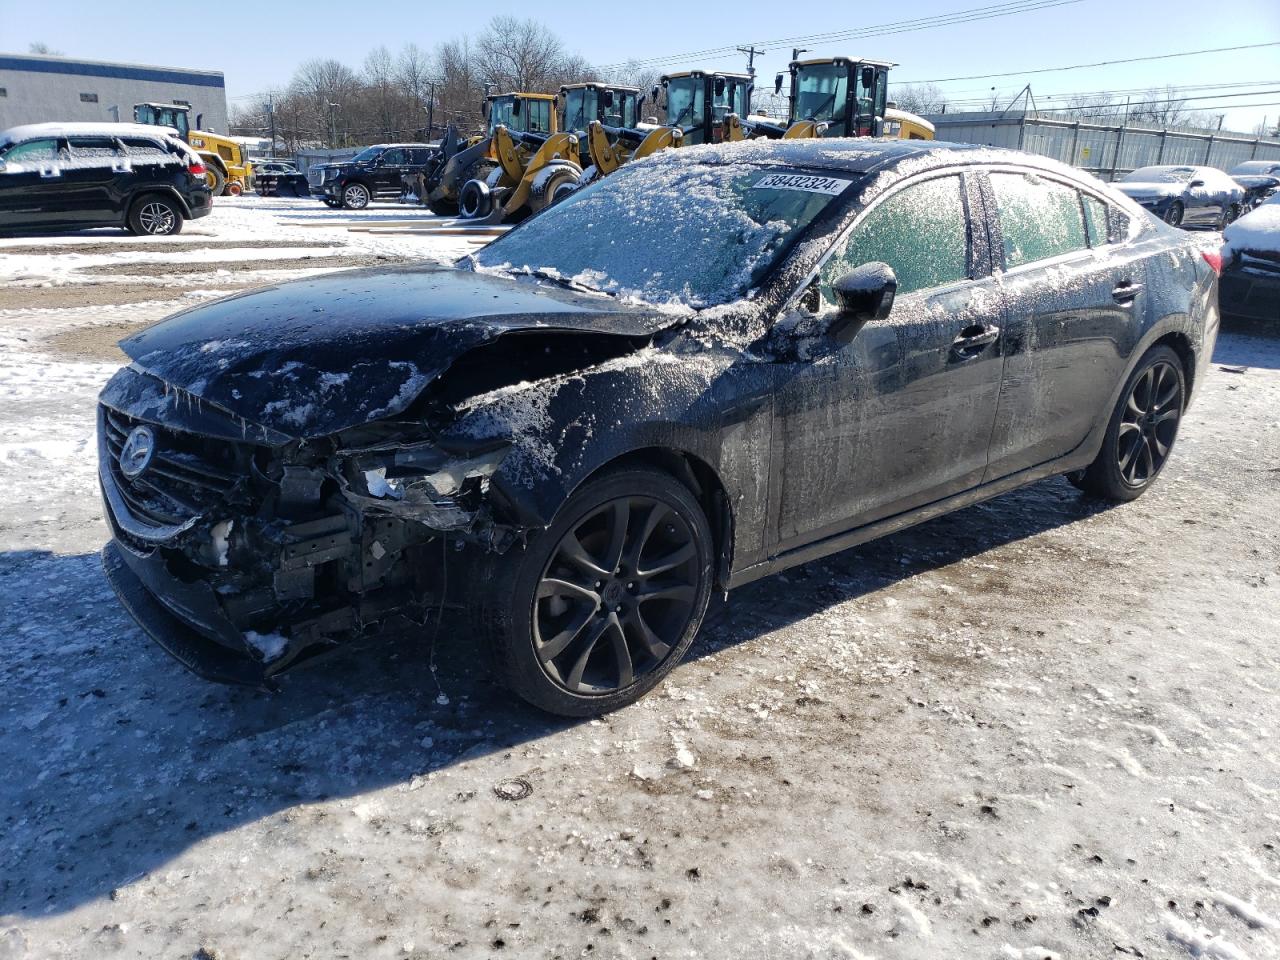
338, 440, 510, 530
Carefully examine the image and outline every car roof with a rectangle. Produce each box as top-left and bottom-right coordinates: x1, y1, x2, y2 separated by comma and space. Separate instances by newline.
0, 121, 180, 142
639, 137, 1093, 181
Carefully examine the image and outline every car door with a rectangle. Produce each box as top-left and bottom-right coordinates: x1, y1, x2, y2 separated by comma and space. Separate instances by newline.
770, 171, 1005, 553
375, 148, 407, 195
0, 138, 67, 229
982, 170, 1144, 479
61, 136, 127, 226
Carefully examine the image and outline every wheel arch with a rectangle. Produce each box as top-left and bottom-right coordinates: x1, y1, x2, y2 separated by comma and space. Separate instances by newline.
1151, 330, 1196, 398
128, 187, 192, 219
561, 446, 735, 592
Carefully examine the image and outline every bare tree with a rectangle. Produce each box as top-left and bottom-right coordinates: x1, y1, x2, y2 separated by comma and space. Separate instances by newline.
291, 58, 362, 147
28, 42, 63, 55
891, 83, 948, 116
474, 16, 566, 93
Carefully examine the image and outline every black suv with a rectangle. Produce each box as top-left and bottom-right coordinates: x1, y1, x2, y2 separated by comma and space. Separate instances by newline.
318, 143, 436, 209
0, 122, 212, 235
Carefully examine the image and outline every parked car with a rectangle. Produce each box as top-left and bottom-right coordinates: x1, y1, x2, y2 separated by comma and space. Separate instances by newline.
252, 159, 309, 198
99, 140, 1219, 715
319, 143, 437, 209
1220, 193, 1280, 322
1230, 161, 1280, 178
1114, 165, 1244, 229
0, 122, 212, 235
1231, 173, 1279, 213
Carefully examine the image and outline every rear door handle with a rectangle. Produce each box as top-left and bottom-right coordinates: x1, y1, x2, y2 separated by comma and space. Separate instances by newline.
951, 323, 1001, 357
1112, 280, 1144, 303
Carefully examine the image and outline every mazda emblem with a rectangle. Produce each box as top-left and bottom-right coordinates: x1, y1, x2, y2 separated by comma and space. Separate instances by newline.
119, 426, 156, 479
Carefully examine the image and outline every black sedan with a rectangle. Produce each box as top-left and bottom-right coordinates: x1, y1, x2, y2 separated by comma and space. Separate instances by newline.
1219, 195, 1280, 322
1114, 164, 1244, 229
98, 140, 1219, 715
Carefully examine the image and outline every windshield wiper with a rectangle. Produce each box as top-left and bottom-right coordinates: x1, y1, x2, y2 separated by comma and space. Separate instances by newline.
518, 268, 612, 296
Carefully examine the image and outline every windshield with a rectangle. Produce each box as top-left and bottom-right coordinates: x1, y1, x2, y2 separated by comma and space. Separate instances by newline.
563, 88, 597, 131
351, 146, 383, 164
488, 96, 515, 135
665, 78, 704, 134
1124, 166, 1196, 183
793, 64, 847, 128
711, 79, 749, 126
471, 163, 854, 308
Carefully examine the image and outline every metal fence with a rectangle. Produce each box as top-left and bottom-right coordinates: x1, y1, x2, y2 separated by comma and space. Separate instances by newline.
925, 112, 1280, 181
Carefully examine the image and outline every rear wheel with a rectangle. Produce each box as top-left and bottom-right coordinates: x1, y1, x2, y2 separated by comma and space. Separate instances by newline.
1163, 200, 1184, 227
473, 467, 714, 716
341, 182, 371, 209
1074, 345, 1185, 502
128, 195, 183, 236
528, 162, 581, 213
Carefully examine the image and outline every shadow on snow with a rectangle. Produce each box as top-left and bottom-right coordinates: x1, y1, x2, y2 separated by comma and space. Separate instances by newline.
0, 475, 1112, 919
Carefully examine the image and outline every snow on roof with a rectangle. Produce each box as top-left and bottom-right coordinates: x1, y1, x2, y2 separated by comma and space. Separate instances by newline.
1224, 195, 1280, 257
1, 121, 182, 143
1231, 160, 1280, 176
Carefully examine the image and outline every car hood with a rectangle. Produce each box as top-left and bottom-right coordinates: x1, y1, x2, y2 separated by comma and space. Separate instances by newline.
120, 263, 674, 439
1114, 182, 1183, 200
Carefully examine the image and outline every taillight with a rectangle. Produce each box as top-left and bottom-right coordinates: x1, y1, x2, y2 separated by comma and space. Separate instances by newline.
188, 160, 206, 177
1202, 250, 1224, 276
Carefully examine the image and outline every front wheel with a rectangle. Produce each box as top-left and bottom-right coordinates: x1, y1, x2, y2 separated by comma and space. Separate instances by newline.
341, 182, 371, 209
473, 467, 714, 716
1163, 200, 1184, 227
1221, 203, 1241, 228
1074, 345, 1185, 502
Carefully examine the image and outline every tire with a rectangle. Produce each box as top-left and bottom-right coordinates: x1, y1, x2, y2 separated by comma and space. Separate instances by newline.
458, 178, 492, 219
204, 165, 226, 197
341, 181, 371, 210
1221, 203, 1241, 228
127, 195, 183, 236
528, 162, 581, 213
1163, 200, 1184, 228
472, 467, 714, 716
1074, 345, 1186, 502
224, 180, 243, 197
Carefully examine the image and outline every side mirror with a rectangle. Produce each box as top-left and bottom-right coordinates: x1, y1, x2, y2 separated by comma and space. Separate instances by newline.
1190, 179, 1204, 187
481, 100, 490, 119
861, 66, 875, 90
512, 98, 522, 116
651, 84, 661, 104
604, 90, 615, 108
774, 73, 784, 96
714, 77, 726, 97
828, 263, 897, 344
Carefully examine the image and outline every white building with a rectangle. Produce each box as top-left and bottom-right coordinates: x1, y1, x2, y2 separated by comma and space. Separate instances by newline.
0, 54, 228, 134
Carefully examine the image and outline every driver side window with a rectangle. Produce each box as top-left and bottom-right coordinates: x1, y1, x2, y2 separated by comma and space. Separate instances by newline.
820, 175, 969, 305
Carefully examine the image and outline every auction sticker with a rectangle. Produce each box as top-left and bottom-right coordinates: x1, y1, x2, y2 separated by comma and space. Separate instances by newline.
753, 173, 852, 195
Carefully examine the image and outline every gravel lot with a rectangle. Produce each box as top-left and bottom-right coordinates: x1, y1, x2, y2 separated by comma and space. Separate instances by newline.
1, 196, 1277, 960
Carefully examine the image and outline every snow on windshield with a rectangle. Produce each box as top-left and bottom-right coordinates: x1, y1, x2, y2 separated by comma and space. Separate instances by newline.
473, 164, 853, 308
1124, 166, 1197, 184
1224, 197, 1280, 256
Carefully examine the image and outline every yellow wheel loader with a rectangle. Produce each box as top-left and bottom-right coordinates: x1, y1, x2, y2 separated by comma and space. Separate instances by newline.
458, 124, 582, 222
422, 91, 562, 217
133, 102, 253, 196
756, 57, 896, 140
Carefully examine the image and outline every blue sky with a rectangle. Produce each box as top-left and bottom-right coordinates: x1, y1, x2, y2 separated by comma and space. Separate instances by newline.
2, 0, 1278, 133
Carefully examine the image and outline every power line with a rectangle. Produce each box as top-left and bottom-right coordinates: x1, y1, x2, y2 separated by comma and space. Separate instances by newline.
896, 41, 1280, 85
594, 0, 1084, 72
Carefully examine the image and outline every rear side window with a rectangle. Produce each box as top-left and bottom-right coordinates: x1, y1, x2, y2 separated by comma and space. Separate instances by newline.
380, 148, 407, 164
67, 136, 121, 159
1082, 194, 1110, 246
121, 138, 174, 162
991, 172, 1088, 268
822, 175, 969, 300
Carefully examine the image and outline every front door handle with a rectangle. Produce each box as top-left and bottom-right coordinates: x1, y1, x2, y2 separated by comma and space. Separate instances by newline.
951, 323, 1000, 357
1112, 280, 1144, 304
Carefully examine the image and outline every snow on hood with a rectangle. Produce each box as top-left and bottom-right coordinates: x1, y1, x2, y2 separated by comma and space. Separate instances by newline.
119, 263, 672, 439
1224, 199, 1280, 257
1114, 182, 1185, 200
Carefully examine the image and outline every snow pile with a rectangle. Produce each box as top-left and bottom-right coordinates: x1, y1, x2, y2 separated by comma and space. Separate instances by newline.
1223, 195, 1280, 256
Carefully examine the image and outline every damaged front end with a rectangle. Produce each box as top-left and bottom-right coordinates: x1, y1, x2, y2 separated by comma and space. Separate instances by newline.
98, 365, 522, 688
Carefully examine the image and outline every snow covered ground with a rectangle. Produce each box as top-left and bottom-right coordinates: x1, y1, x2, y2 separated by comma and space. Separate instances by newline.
1, 199, 1279, 960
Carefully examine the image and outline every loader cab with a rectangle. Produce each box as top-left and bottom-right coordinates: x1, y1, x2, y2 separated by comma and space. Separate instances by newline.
659, 71, 752, 145
134, 102, 191, 140
778, 58, 893, 137
483, 93, 558, 137
559, 83, 640, 133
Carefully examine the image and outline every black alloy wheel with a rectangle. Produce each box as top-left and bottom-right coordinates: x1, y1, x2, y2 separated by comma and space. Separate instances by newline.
1072, 345, 1185, 502
473, 467, 713, 716
1116, 359, 1182, 488
1163, 201, 1184, 227
535, 496, 699, 694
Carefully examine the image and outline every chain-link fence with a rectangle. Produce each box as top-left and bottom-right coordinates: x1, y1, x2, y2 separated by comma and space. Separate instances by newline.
926, 111, 1280, 181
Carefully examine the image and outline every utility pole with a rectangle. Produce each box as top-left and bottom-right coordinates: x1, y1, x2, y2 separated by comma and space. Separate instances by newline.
791, 47, 809, 63
327, 101, 339, 149
426, 80, 436, 141
267, 94, 276, 157
737, 45, 764, 78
